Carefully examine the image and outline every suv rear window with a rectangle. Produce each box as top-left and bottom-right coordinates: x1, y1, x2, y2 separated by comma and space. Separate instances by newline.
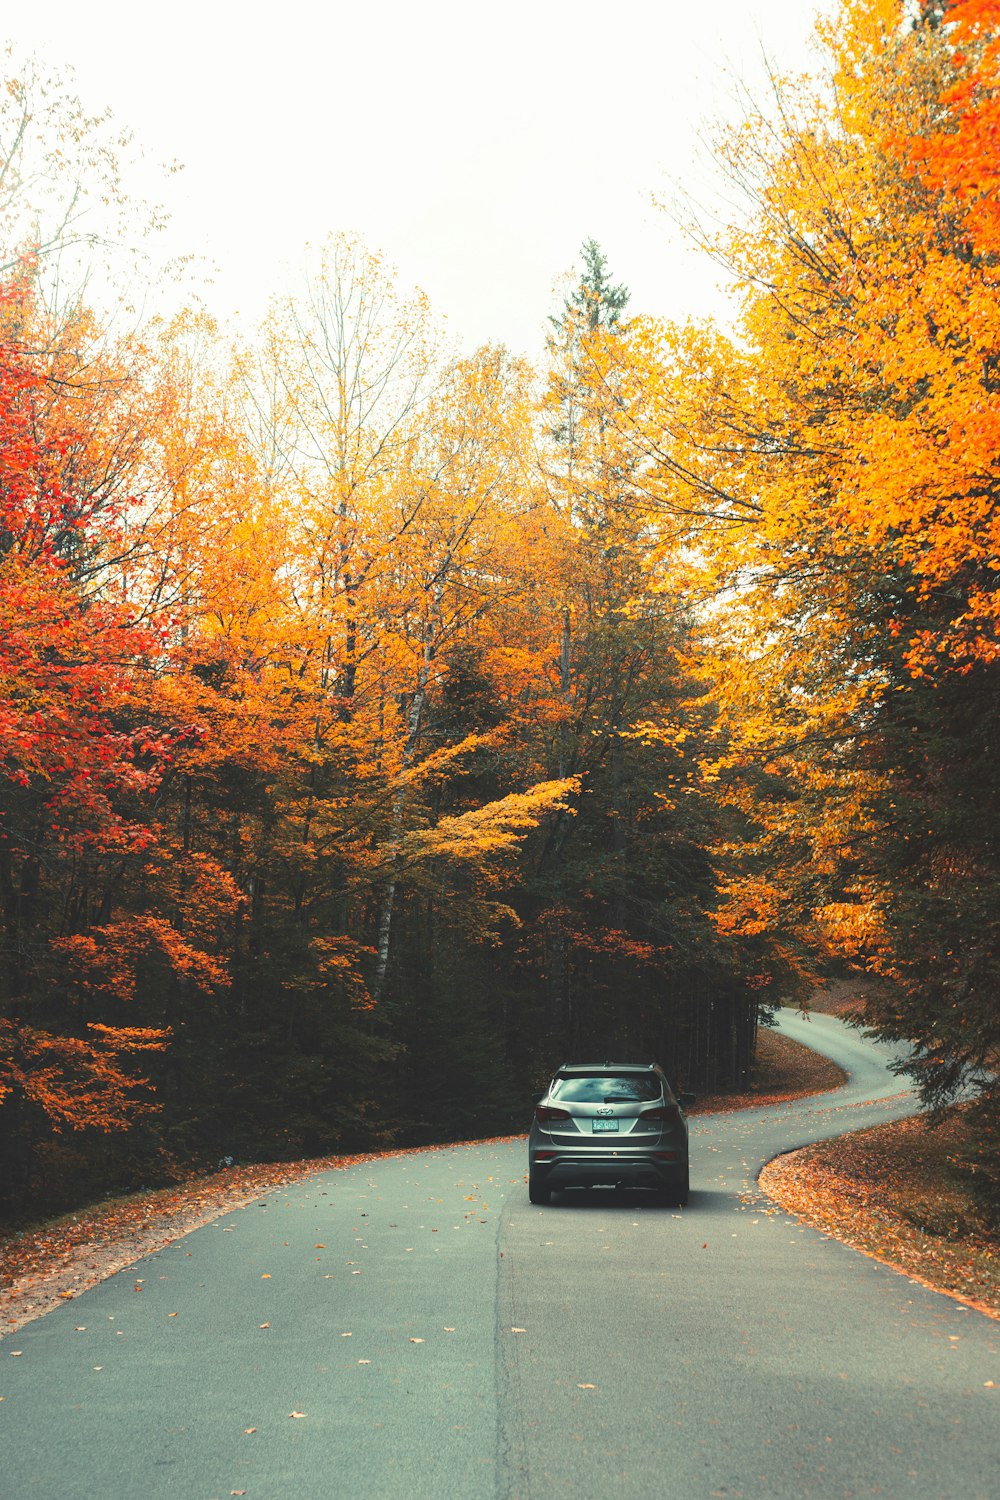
551, 1074, 663, 1103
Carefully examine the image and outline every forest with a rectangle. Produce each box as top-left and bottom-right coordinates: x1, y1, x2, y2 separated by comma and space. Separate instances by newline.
1, 0, 997, 1224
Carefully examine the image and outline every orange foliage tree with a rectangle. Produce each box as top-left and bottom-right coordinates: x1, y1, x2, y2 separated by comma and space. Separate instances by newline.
0, 80, 810, 1209
613, 0, 1000, 1192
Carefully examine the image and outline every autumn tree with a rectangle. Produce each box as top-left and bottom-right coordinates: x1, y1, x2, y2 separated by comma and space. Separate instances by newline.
1, 53, 878, 1212
617, 0, 1000, 1196
499, 242, 765, 1083
0, 281, 179, 1209
101, 247, 585, 1153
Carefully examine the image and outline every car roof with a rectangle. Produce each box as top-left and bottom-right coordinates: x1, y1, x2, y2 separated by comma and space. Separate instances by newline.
555, 1062, 661, 1074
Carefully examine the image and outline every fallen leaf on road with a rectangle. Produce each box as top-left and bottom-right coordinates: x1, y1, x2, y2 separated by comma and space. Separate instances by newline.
0, 1138, 527, 1339
259, 1322, 270, 1328
10, 1351, 22, 1357
358, 1359, 370, 1364
577, 1383, 596, 1389
409, 1337, 424, 1343
261, 1273, 271, 1279
511, 1327, 526, 1333
243, 1427, 257, 1434
341, 1332, 352, 1337
289, 1410, 306, 1418
315, 1244, 326, 1249
444, 1327, 455, 1332
74, 1327, 86, 1332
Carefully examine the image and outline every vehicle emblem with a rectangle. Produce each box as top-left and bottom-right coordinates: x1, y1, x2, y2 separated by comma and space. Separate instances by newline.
596, 1106, 613, 1116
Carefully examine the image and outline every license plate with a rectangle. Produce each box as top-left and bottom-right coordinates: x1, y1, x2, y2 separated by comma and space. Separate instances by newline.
592, 1119, 619, 1132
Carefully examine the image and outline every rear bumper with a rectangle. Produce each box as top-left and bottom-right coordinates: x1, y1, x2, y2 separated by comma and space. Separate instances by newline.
529, 1148, 685, 1189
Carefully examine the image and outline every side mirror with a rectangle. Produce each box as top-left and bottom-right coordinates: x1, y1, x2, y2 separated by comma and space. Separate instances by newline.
679, 1092, 696, 1111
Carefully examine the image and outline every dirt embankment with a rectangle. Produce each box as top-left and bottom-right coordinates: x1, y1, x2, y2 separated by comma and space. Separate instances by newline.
693, 1025, 848, 1114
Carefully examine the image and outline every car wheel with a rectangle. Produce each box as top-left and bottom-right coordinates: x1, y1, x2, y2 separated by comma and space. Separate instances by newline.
665, 1167, 689, 1207
528, 1174, 551, 1205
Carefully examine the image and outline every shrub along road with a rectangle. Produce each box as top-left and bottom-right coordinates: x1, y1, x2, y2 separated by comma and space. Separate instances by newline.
1, 1014, 997, 1500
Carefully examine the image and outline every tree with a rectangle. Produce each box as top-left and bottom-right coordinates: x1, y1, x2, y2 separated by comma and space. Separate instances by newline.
519, 243, 768, 1080
0, 46, 175, 328
0, 282, 175, 1208
621, 0, 1000, 1197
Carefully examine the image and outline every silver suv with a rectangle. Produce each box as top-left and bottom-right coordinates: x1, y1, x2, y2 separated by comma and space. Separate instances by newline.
527, 1062, 694, 1205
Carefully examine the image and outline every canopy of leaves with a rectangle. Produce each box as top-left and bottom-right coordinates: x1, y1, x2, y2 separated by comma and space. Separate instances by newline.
7, 8, 996, 1225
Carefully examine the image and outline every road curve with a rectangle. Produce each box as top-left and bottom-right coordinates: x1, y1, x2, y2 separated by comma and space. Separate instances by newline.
2, 1014, 997, 1500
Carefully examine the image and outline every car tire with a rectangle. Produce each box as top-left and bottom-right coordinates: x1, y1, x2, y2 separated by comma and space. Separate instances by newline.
528, 1174, 551, 1205
665, 1167, 689, 1207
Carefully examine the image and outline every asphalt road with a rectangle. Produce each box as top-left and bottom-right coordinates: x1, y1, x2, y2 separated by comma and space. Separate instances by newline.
2, 1013, 997, 1500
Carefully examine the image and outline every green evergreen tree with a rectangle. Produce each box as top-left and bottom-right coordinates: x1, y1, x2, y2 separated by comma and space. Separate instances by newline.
547, 239, 629, 453
557, 238, 630, 335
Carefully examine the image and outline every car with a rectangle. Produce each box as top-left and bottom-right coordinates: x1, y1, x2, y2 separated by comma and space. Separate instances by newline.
527, 1061, 694, 1206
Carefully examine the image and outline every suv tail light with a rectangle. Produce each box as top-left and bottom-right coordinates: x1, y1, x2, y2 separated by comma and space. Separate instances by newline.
639, 1104, 682, 1125
535, 1104, 571, 1123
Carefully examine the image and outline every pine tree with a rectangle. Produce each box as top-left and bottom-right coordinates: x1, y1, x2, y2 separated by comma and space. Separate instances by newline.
557, 238, 630, 334
547, 239, 629, 454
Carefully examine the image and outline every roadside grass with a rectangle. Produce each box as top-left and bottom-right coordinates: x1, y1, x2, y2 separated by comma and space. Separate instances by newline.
761, 1109, 1000, 1319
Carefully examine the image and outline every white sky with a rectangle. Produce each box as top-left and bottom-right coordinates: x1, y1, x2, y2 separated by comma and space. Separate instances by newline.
5, 0, 832, 359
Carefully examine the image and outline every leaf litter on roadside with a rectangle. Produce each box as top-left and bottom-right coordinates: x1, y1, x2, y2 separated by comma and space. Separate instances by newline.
761, 1109, 999, 1318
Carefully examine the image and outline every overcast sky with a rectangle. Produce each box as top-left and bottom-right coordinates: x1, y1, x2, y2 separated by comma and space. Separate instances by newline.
5, 0, 833, 358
